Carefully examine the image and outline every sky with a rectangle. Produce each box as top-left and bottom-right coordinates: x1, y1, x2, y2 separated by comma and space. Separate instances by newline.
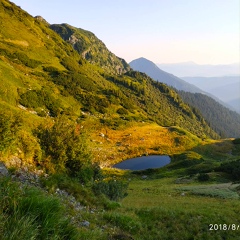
10, 0, 240, 65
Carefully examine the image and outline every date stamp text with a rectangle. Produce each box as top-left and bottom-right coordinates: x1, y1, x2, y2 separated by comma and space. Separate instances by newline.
209, 224, 240, 231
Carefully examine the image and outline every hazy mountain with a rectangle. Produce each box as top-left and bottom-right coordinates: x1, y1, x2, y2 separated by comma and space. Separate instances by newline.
157, 62, 240, 77
183, 76, 240, 113
129, 58, 240, 137
227, 98, 240, 114
129, 58, 205, 94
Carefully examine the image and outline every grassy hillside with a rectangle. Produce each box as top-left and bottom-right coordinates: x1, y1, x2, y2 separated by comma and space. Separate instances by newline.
0, 0, 218, 142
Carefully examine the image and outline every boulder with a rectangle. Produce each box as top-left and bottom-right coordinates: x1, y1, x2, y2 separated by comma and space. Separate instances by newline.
0, 162, 9, 177
81, 220, 90, 227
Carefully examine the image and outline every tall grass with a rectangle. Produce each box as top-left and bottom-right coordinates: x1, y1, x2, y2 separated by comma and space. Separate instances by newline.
0, 177, 78, 240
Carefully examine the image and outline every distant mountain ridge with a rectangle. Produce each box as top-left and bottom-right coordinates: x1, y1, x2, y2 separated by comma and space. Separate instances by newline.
129, 57, 240, 137
157, 62, 240, 77
129, 57, 205, 94
183, 76, 240, 113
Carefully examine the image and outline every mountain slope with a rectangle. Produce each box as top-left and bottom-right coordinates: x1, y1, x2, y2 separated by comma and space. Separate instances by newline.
129, 57, 240, 138
0, 0, 219, 144
50, 23, 130, 75
129, 57, 205, 93
178, 91, 240, 138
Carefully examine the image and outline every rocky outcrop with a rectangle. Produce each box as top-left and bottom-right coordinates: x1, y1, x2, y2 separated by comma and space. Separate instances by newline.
50, 24, 131, 75
34, 15, 49, 25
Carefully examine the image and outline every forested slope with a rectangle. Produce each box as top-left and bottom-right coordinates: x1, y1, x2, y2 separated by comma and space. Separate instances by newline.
178, 91, 240, 138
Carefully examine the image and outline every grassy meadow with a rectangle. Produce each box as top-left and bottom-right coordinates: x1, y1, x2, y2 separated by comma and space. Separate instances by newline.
96, 134, 240, 239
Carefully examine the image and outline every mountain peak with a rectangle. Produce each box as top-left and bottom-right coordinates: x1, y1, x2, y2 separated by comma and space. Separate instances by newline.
129, 57, 205, 93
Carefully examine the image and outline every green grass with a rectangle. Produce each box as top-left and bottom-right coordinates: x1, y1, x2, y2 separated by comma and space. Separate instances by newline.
178, 183, 240, 199
0, 177, 79, 240
119, 177, 240, 239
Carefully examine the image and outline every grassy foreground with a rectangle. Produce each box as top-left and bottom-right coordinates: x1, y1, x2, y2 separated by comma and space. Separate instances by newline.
119, 177, 240, 239
1, 162, 240, 239
1, 124, 240, 239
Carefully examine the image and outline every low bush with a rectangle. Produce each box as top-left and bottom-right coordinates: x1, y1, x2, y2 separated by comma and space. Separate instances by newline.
19, 88, 63, 117
93, 179, 128, 201
216, 159, 240, 180
0, 48, 42, 68
117, 107, 128, 115
233, 138, 240, 144
36, 115, 93, 178
198, 173, 210, 182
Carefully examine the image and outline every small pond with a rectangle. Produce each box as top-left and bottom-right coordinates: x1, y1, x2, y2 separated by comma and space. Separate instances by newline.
113, 155, 171, 171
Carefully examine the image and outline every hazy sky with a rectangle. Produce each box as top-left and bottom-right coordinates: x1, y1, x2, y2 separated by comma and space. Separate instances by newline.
11, 0, 239, 64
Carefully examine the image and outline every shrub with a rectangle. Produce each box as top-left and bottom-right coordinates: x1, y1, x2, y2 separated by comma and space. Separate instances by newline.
43, 66, 59, 73
12, 52, 42, 68
93, 179, 128, 201
0, 112, 22, 153
19, 90, 41, 108
233, 138, 240, 144
216, 159, 240, 180
117, 107, 128, 115
36, 115, 94, 179
19, 89, 62, 116
61, 57, 80, 72
198, 173, 210, 182
16, 130, 42, 162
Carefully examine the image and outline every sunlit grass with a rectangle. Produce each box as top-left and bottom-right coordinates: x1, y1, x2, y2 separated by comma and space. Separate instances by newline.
89, 122, 202, 166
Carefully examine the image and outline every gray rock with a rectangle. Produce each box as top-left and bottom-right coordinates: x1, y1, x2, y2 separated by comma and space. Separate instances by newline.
81, 220, 90, 227
0, 162, 8, 177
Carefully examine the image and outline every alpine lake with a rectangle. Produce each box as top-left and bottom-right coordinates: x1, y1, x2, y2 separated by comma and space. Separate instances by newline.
113, 155, 171, 171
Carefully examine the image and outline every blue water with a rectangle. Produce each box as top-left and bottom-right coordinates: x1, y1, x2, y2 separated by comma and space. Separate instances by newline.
113, 155, 171, 171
